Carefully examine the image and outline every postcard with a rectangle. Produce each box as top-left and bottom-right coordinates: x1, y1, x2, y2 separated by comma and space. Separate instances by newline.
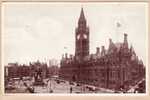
1, 1, 149, 98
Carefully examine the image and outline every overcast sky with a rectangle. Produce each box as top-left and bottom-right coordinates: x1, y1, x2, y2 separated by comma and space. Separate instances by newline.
2, 2, 148, 65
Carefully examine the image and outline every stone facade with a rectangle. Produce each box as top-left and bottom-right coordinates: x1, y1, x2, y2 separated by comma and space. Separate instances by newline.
5, 61, 48, 79
59, 8, 145, 91
5, 63, 30, 78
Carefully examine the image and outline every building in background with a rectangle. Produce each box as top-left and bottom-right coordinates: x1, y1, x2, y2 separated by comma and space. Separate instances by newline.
5, 63, 30, 79
4, 60, 59, 81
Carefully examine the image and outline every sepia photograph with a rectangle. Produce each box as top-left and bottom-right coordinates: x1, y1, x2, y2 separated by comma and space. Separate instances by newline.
1, 2, 148, 94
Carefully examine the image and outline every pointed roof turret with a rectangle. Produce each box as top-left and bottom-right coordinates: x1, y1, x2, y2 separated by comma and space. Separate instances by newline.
79, 7, 86, 22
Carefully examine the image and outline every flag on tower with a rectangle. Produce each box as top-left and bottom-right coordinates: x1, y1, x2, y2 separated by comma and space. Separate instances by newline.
116, 22, 121, 28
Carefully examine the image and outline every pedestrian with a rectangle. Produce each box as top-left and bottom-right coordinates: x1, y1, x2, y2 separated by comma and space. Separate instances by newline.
47, 79, 53, 93
70, 86, 73, 93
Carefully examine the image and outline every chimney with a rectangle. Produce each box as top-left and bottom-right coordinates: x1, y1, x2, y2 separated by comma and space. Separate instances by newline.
62, 54, 65, 59
96, 47, 100, 54
65, 53, 68, 59
124, 33, 128, 43
102, 46, 105, 51
124, 33, 128, 48
109, 38, 113, 49
101, 46, 106, 56
109, 38, 112, 44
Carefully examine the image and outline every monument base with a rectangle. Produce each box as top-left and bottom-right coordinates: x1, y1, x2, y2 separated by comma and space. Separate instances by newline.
33, 80, 45, 86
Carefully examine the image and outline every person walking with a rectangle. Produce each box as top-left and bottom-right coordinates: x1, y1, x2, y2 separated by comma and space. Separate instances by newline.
47, 79, 53, 93
70, 86, 73, 93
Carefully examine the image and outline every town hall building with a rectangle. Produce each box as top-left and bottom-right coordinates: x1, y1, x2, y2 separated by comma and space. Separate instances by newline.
59, 8, 145, 91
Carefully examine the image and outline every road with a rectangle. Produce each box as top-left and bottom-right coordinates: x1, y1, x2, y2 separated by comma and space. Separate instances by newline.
5, 78, 145, 93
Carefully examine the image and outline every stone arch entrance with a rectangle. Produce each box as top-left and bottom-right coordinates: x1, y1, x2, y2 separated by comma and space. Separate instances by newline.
72, 75, 77, 82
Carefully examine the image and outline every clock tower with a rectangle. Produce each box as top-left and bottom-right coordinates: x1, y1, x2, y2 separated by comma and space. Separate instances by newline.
75, 8, 89, 61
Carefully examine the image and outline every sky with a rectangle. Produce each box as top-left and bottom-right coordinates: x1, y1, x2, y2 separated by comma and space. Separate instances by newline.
2, 2, 148, 65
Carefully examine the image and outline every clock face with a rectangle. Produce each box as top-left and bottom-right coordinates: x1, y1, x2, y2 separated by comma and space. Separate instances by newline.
77, 34, 81, 40
77, 34, 87, 40
83, 34, 87, 39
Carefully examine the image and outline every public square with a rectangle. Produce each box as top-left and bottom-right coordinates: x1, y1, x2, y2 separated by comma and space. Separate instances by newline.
5, 77, 116, 93
5, 76, 145, 94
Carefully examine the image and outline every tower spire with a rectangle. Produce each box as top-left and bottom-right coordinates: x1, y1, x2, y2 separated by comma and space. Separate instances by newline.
75, 7, 89, 61
79, 7, 86, 21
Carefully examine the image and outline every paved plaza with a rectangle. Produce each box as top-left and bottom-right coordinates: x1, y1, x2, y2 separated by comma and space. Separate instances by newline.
5, 78, 115, 93
5, 77, 145, 94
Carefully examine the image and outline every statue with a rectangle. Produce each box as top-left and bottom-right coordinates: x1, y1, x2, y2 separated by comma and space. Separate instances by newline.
33, 67, 45, 86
